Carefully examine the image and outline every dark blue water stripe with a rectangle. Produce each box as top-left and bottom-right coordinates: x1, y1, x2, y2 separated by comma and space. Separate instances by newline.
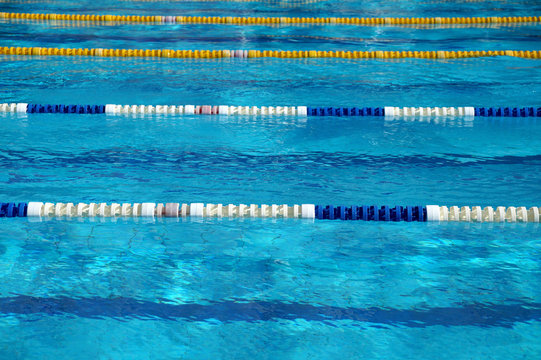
0, 296, 539, 328
5, 149, 541, 170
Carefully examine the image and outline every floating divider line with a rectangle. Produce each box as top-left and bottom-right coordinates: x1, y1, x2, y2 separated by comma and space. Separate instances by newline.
1, 202, 541, 223
1, 46, 540, 60
1, 12, 539, 26
2, 103, 540, 118
4, 18, 535, 30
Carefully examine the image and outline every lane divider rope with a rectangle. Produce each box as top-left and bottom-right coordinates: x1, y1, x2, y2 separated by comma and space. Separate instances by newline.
1, 202, 540, 223
1, 12, 539, 26
1, 46, 540, 59
4, 18, 533, 30
2, 103, 540, 118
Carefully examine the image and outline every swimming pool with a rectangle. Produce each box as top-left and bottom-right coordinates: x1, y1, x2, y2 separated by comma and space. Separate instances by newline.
0, 0, 540, 358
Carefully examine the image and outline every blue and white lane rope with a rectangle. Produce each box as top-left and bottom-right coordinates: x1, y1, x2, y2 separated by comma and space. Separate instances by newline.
1, 202, 540, 222
2, 103, 541, 117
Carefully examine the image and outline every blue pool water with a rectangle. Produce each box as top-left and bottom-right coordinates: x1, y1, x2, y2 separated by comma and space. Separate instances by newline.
1, 0, 541, 358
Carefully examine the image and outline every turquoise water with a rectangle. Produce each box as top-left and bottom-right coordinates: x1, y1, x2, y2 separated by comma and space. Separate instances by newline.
0, 219, 540, 359
1, 0, 541, 359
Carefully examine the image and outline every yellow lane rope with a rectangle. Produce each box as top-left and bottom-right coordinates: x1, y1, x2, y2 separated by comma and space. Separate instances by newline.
1, 46, 540, 59
1, 12, 539, 26
3, 17, 532, 30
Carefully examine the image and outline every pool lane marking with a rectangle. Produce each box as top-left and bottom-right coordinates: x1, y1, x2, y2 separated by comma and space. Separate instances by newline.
1, 295, 540, 326
1, 46, 540, 59
3, 103, 540, 118
1, 12, 539, 26
2, 202, 541, 222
